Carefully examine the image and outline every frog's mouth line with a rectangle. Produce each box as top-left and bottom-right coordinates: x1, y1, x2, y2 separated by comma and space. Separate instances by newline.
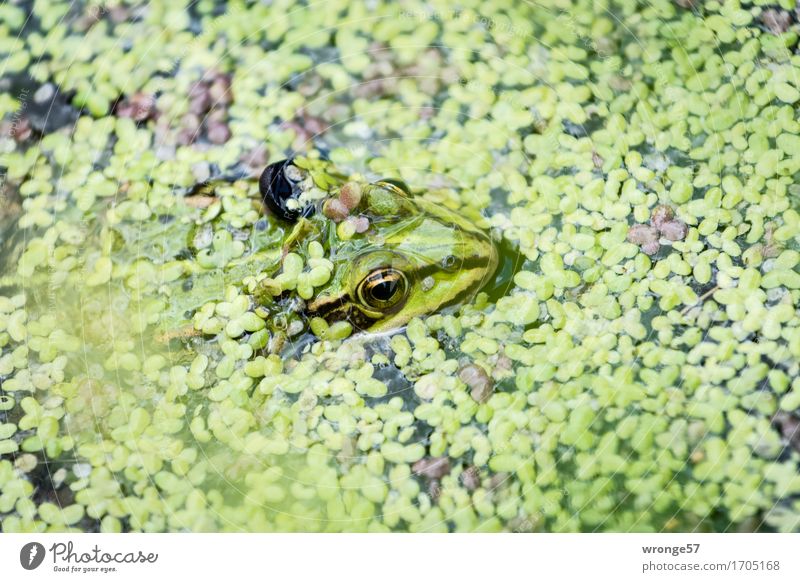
307, 300, 379, 331
306, 294, 348, 318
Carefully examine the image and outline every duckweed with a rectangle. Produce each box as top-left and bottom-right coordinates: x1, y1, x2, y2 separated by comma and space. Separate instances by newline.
1, 0, 800, 534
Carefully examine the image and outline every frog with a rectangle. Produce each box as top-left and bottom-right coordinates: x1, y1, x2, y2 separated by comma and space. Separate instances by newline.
0, 156, 498, 355
153, 156, 499, 350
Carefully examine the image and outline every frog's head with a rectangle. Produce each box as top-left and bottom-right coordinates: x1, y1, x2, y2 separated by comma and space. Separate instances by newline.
260, 159, 498, 334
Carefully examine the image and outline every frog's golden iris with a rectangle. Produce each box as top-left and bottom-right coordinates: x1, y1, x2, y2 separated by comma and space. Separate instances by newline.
356, 267, 409, 311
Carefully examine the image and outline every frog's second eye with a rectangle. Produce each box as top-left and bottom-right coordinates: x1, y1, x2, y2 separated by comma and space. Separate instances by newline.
357, 268, 409, 311
374, 179, 411, 196
259, 158, 313, 222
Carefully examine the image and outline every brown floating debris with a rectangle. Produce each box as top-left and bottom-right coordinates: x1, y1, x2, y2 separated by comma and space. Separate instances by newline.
207, 122, 231, 145
412, 456, 451, 480
116, 92, 156, 122
761, 9, 793, 35
773, 412, 800, 453
183, 195, 217, 209
649, 204, 674, 230
627, 223, 659, 246
659, 219, 688, 242
458, 363, 494, 403
339, 182, 363, 210
628, 205, 688, 254
323, 198, 350, 222
460, 466, 481, 491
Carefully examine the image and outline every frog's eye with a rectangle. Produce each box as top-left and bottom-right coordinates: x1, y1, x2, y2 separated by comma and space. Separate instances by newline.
259, 158, 314, 222
357, 268, 410, 311
374, 179, 411, 196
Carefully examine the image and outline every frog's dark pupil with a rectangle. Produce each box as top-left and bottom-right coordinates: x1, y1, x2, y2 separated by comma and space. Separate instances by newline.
359, 268, 408, 310
370, 279, 397, 301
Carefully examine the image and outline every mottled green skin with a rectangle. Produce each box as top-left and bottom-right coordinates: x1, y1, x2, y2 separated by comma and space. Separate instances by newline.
303, 184, 498, 333
156, 159, 497, 342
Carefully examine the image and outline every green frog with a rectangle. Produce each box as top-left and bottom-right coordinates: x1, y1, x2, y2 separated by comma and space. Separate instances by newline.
151, 156, 499, 349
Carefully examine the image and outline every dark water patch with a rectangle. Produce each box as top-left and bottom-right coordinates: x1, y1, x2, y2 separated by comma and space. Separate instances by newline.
0, 74, 80, 135
483, 237, 525, 304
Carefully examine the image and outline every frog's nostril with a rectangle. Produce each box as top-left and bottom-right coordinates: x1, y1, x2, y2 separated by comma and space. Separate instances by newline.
259, 158, 315, 222
441, 254, 459, 271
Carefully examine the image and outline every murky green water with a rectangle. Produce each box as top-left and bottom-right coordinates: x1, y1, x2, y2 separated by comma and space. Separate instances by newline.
1, 0, 800, 532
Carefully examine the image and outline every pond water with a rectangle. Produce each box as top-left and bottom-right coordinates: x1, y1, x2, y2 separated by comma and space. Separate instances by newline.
0, 0, 799, 532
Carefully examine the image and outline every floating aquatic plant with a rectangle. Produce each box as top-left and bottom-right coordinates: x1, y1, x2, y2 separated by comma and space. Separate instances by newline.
0, 0, 799, 534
